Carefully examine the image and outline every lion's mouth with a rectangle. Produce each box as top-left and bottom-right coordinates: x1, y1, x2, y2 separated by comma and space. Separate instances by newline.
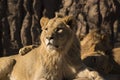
45, 39, 59, 49
47, 43, 59, 48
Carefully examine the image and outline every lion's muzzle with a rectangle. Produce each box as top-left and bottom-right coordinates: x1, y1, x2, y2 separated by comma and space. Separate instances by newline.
45, 36, 59, 50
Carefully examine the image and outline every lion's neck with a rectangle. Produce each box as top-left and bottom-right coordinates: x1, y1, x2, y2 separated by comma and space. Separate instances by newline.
41, 49, 63, 65
41, 48, 63, 68
38, 46, 64, 79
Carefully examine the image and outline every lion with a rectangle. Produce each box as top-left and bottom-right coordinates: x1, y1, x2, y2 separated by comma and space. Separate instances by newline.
18, 23, 120, 76
18, 29, 113, 75
80, 30, 120, 74
0, 16, 104, 80
80, 30, 112, 74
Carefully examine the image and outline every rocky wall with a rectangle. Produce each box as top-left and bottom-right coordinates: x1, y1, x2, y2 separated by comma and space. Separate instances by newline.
0, 0, 120, 56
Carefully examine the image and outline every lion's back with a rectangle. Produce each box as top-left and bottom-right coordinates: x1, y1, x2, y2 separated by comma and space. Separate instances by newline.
10, 48, 40, 80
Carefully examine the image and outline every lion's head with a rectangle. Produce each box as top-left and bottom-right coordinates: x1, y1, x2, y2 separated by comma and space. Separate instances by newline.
40, 16, 76, 53
81, 29, 112, 59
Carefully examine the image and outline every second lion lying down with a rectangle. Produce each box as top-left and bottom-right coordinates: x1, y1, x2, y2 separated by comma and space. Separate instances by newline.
0, 16, 104, 80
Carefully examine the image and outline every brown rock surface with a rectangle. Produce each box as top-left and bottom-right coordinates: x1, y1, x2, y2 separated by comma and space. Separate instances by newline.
0, 0, 120, 58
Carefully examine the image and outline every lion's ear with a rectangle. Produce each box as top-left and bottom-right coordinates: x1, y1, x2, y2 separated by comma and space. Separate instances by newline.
63, 16, 77, 32
40, 17, 49, 28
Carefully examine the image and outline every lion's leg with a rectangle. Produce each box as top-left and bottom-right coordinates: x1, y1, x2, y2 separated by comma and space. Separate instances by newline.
19, 45, 38, 55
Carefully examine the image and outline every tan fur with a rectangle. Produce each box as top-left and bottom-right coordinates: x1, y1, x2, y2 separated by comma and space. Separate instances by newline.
112, 48, 120, 65
0, 16, 104, 80
80, 30, 112, 74
0, 57, 15, 80
81, 29, 112, 59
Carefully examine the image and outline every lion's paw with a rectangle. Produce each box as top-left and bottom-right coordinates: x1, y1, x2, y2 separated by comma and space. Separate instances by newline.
19, 45, 38, 55
89, 71, 104, 80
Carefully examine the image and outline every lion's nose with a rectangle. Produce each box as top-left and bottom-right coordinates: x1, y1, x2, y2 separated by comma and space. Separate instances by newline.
46, 36, 54, 40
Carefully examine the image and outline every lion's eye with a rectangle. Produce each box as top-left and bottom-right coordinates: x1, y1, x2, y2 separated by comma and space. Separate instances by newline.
57, 29, 63, 33
92, 57, 97, 63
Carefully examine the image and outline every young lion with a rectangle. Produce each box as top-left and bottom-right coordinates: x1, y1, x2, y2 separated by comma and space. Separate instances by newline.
0, 16, 104, 80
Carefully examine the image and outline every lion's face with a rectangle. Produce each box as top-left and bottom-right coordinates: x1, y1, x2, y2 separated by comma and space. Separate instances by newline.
40, 16, 74, 52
